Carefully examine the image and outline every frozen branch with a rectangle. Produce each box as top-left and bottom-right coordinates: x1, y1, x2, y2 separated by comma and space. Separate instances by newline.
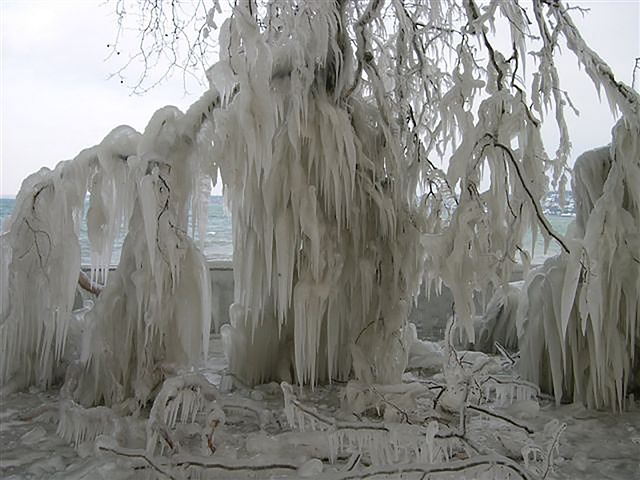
467, 404, 534, 434
487, 136, 571, 255
543, 0, 640, 122
96, 437, 176, 479
320, 455, 533, 480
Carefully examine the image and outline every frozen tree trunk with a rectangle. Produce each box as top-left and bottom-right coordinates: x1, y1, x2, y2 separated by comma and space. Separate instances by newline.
212, 2, 427, 387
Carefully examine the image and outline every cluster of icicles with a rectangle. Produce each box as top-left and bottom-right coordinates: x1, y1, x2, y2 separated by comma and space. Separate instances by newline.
516, 120, 640, 410
474, 119, 640, 410
0, 1, 427, 407
215, 2, 427, 387
0, 94, 221, 406
1, 0, 639, 419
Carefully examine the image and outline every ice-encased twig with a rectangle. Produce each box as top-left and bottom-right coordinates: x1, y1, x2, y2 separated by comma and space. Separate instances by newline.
147, 373, 224, 455
281, 382, 466, 466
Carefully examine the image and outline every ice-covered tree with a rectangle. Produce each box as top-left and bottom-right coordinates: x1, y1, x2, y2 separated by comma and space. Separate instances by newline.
517, 119, 640, 410
1, 0, 638, 416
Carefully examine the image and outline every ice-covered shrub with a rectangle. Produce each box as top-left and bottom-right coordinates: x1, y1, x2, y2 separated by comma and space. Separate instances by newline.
72, 109, 214, 406
146, 373, 225, 455
518, 120, 640, 409
0, 127, 139, 391
0, 98, 222, 405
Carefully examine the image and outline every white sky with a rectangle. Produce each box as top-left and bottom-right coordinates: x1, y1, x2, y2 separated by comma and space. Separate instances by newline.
1, 0, 639, 196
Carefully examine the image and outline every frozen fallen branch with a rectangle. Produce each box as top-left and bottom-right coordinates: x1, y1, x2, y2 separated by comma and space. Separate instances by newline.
467, 404, 534, 434
172, 454, 300, 474
316, 455, 534, 480
95, 436, 176, 479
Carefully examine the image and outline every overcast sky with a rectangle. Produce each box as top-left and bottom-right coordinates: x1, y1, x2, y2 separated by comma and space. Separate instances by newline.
1, 0, 639, 196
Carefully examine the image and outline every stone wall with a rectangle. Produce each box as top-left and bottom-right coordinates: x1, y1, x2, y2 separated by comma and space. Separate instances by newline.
81, 261, 482, 341
206, 261, 455, 340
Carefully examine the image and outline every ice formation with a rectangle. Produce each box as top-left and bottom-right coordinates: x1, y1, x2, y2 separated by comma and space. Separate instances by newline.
145, 373, 225, 455
517, 120, 640, 410
277, 344, 557, 479
466, 121, 640, 410
1, 126, 139, 391
214, 1, 427, 387
0, 9, 638, 476
473, 283, 522, 353
73, 108, 215, 407
281, 381, 464, 466
0, 97, 223, 406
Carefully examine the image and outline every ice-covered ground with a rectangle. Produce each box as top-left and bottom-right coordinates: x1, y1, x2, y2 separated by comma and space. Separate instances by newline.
1, 335, 638, 479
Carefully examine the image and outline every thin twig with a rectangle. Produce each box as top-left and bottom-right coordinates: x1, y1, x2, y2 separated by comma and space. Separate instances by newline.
487, 136, 571, 254
467, 404, 534, 434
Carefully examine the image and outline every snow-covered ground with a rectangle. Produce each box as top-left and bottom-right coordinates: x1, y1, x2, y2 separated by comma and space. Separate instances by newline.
1, 335, 638, 479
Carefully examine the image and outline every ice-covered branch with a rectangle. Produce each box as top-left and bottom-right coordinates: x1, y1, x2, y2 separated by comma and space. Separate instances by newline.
344, 0, 385, 99
146, 373, 223, 454
97, 436, 304, 478
96, 436, 178, 479
317, 455, 533, 480
543, 0, 640, 124
467, 404, 533, 435
488, 136, 570, 255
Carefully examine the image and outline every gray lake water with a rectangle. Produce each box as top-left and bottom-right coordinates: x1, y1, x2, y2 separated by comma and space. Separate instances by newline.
0, 196, 233, 263
0, 196, 572, 265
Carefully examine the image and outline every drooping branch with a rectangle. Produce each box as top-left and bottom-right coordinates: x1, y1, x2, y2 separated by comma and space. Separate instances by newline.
543, 0, 640, 123
487, 136, 571, 255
